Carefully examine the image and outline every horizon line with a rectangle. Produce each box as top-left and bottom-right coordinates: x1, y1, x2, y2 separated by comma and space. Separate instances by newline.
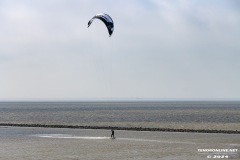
1, 98, 240, 102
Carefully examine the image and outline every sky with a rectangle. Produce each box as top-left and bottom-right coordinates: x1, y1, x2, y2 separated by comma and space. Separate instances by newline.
0, 0, 240, 101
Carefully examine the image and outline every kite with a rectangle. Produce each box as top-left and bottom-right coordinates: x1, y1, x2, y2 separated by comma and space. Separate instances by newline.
88, 13, 114, 37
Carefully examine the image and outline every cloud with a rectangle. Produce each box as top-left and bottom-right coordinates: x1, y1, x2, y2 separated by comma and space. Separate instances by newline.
0, 0, 240, 100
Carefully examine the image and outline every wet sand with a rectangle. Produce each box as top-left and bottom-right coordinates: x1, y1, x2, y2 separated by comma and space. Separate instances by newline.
1, 126, 240, 160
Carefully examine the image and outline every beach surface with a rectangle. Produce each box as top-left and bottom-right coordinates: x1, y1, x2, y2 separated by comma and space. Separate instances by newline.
1, 126, 239, 160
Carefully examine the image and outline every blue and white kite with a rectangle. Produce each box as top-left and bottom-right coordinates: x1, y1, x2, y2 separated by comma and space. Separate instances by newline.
88, 13, 114, 37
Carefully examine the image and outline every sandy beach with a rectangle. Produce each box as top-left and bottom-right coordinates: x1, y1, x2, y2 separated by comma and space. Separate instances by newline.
1, 126, 239, 160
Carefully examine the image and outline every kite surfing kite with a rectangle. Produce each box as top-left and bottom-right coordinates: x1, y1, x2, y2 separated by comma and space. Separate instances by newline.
88, 13, 114, 37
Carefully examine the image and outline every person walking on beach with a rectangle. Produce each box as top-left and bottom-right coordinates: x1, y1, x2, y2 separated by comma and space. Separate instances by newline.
111, 129, 115, 138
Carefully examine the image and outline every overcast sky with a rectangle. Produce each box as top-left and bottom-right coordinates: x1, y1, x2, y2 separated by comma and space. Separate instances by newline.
0, 0, 240, 101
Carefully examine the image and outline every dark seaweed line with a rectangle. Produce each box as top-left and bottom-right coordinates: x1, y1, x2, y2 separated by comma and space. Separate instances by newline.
0, 123, 239, 134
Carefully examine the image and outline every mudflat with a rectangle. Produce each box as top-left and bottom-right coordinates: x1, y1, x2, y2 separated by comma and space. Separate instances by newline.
1, 126, 239, 160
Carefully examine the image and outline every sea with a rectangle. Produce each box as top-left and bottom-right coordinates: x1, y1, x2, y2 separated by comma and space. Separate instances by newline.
1, 101, 240, 160
1, 101, 240, 130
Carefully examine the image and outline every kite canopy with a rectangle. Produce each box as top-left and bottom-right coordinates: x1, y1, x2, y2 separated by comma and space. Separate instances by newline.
88, 13, 114, 37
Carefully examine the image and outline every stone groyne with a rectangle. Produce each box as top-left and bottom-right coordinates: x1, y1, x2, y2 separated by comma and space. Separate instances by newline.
0, 123, 240, 134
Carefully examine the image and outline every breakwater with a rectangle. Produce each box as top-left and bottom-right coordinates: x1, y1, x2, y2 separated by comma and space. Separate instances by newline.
1, 123, 240, 134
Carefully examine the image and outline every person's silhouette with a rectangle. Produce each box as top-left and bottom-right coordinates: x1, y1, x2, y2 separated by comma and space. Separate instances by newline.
111, 129, 114, 138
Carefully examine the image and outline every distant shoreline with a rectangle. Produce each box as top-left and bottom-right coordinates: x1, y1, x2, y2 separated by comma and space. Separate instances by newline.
1, 100, 240, 103
1, 123, 239, 134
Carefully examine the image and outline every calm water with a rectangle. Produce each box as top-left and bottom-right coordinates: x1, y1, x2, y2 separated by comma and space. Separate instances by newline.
1, 102, 240, 160
0, 101, 240, 130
